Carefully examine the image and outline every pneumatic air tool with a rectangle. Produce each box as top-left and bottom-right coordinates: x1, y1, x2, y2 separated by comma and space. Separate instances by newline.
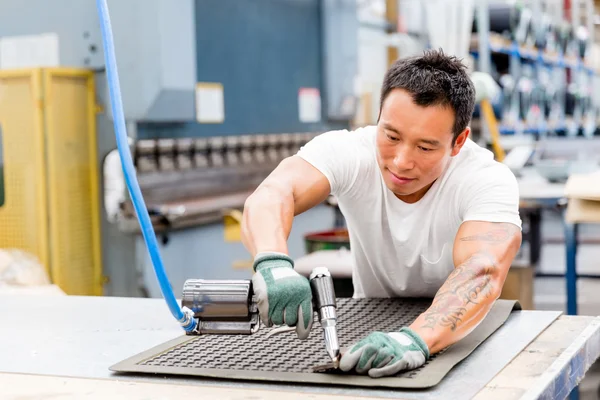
180, 266, 341, 367
95, 0, 339, 367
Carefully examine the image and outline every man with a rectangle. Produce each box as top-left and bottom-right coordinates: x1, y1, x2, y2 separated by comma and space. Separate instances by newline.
241, 49, 522, 378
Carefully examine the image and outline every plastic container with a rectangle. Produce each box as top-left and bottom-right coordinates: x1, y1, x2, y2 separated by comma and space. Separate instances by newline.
303, 229, 350, 254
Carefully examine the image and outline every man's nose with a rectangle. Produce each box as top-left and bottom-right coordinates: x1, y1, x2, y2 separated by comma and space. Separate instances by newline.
393, 146, 414, 170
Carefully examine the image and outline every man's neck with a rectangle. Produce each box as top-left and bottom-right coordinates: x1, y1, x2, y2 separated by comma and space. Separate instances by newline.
394, 181, 435, 204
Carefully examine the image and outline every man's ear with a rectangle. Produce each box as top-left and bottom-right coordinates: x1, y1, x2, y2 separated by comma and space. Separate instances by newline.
451, 128, 470, 156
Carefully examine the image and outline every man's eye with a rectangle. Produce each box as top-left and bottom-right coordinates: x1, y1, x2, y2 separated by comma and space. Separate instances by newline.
419, 146, 433, 152
387, 135, 399, 141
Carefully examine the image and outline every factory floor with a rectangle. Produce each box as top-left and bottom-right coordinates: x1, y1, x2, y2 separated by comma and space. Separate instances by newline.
532, 210, 600, 399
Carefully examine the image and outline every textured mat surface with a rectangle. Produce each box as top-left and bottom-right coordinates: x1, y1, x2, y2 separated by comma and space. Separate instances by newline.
111, 298, 520, 389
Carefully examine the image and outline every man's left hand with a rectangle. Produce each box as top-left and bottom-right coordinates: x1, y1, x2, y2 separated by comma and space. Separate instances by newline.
339, 327, 430, 378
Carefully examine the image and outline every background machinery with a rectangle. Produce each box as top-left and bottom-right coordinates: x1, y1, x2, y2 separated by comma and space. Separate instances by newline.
0, 0, 359, 298
2, 0, 600, 304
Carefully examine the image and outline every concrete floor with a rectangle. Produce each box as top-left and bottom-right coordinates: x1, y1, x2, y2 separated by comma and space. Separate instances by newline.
530, 209, 600, 399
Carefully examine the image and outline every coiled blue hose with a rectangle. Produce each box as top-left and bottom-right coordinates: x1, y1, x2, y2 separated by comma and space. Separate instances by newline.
95, 0, 196, 333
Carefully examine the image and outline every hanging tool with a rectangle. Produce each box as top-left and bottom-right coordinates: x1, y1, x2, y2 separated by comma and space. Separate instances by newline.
472, 71, 506, 162
181, 266, 341, 367
480, 98, 506, 162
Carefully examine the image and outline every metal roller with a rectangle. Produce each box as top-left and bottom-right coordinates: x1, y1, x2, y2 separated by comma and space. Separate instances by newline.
182, 279, 253, 318
181, 279, 259, 335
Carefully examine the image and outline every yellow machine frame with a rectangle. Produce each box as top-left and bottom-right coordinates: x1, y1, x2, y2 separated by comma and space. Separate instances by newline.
0, 68, 103, 295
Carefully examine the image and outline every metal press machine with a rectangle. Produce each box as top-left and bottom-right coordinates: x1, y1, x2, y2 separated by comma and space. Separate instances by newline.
0, 0, 359, 298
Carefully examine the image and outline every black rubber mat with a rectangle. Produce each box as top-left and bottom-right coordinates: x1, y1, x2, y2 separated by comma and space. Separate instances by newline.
111, 298, 520, 389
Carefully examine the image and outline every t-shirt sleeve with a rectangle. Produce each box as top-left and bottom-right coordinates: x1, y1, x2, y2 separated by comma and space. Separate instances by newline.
458, 163, 522, 229
296, 127, 370, 197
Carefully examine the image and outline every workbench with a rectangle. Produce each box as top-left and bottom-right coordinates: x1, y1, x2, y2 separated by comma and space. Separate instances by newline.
517, 167, 591, 317
1, 294, 599, 400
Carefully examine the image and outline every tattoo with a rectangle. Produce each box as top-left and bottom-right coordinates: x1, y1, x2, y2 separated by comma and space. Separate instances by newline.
420, 251, 497, 331
422, 293, 467, 330
459, 223, 519, 243
452, 253, 496, 304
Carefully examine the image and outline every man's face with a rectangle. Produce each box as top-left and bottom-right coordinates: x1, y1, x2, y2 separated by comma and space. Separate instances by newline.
376, 88, 469, 203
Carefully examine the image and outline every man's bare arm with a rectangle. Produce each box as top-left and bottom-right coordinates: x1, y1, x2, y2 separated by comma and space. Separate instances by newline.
409, 221, 522, 354
241, 156, 331, 257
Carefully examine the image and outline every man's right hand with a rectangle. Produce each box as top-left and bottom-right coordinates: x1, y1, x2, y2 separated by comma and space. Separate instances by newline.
251, 252, 314, 339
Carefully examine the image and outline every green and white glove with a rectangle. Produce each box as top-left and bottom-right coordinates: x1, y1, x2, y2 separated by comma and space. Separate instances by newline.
251, 252, 313, 339
339, 328, 430, 378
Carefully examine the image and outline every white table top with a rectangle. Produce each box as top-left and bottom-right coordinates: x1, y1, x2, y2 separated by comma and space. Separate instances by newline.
517, 168, 566, 203
0, 294, 562, 400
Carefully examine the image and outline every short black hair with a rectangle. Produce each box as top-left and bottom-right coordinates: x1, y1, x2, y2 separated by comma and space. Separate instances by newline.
379, 49, 476, 143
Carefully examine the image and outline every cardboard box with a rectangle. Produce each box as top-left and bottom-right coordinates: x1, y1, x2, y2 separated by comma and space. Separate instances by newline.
500, 265, 534, 310
564, 172, 600, 223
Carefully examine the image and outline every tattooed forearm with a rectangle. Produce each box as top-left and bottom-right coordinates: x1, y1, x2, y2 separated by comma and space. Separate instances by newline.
459, 223, 520, 243
411, 222, 521, 355
442, 252, 496, 304
421, 305, 467, 331
420, 251, 497, 331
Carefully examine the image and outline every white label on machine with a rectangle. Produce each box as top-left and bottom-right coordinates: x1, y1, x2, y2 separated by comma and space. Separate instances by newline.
195, 82, 225, 123
298, 88, 321, 123
0, 33, 60, 69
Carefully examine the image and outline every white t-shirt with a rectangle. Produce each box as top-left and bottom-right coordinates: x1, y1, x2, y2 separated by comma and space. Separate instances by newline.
296, 125, 521, 298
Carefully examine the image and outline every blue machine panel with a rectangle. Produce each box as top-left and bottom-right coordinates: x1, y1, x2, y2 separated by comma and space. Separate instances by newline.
138, 0, 349, 139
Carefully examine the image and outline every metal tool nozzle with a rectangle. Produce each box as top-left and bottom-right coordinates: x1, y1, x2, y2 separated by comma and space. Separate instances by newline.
309, 267, 341, 367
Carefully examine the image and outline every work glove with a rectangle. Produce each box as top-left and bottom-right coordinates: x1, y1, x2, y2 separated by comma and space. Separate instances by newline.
339, 328, 429, 378
251, 252, 313, 339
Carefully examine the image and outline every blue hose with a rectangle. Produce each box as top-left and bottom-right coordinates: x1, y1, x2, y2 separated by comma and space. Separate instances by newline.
95, 0, 196, 333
